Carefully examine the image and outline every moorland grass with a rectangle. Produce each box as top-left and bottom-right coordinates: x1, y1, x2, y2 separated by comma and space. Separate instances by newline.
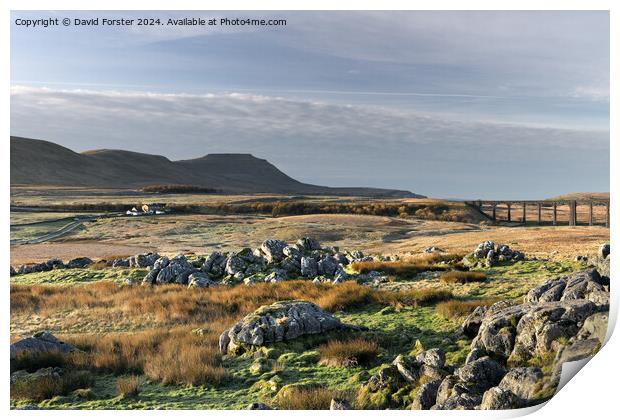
440, 271, 487, 284
11, 281, 453, 387
11, 280, 453, 320
319, 338, 379, 367
116, 375, 141, 398
65, 327, 228, 387
275, 385, 352, 410
436, 298, 502, 319
10, 369, 94, 402
350, 253, 465, 278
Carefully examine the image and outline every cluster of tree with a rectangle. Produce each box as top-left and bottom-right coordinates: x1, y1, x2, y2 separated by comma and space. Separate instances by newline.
140, 184, 220, 194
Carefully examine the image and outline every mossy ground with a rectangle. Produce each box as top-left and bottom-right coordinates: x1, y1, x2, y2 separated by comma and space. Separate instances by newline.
10, 258, 587, 409
10, 268, 149, 285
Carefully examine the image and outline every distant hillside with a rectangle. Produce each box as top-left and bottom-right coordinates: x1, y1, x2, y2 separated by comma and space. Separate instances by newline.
548, 192, 610, 201
10, 137, 422, 198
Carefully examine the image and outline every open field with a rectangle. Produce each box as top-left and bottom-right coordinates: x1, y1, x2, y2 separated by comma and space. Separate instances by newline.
11, 211, 608, 265
10, 189, 486, 265
9, 189, 610, 410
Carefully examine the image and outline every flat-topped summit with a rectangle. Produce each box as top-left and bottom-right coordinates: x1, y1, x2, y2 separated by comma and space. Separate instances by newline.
10, 136, 422, 198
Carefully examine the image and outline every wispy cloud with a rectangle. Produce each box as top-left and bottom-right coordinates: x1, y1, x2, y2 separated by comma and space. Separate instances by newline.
10, 86, 609, 198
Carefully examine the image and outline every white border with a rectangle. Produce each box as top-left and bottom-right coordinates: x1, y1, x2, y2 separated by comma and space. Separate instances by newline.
2, 1, 616, 419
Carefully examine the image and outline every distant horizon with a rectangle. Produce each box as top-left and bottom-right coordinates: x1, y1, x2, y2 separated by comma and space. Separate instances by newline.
9, 135, 609, 201
10, 11, 610, 199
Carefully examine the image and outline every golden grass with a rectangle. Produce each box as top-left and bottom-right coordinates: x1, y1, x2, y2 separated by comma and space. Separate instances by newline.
11, 281, 453, 387
117, 375, 140, 398
276, 386, 351, 410
350, 253, 463, 278
11, 280, 453, 320
440, 271, 487, 284
10, 370, 94, 402
319, 338, 379, 367
436, 298, 501, 319
11, 349, 67, 373
65, 327, 228, 387
387, 226, 609, 261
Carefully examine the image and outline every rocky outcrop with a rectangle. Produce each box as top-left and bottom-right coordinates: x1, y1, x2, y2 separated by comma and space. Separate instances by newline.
593, 243, 610, 281
11, 366, 64, 385
136, 238, 362, 287
10, 331, 75, 361
480, 386, 521, 409
460, 300, 514, 339
330, 398, 352, 410
66, 257, 93, 269
142, 254, 198, 285
187, 272, 216, 288
359, 348, 448, 409
456, 356, 506, 392
430, 247, 609, 410
261, 239, 287, 263
550, 311, 608, 386
10, 237, 395, 287
219, 300, 347, 355
128, 252, 159, 268
12, 258, 66, 275
462, 241, 524, 268
411, 379, 442, 410
525, 269, 608, 309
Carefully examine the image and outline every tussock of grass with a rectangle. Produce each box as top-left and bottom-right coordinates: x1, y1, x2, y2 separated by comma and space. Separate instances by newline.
436, 298, 501, 319
10, 370, 94, 402
440, 271, 487, 284
319, 338, 379, 367
275, 385, 351, 410
351, 253, 464, 278
11, 349, 67, 373
116, 375, 140, 398
316, 282, 453, 311
66, 327, 228, 387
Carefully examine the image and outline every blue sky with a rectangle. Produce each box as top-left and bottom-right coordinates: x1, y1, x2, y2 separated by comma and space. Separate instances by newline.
10, 11, 609, 198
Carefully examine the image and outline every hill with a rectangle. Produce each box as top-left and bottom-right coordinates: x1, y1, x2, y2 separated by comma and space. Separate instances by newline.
548, 192, 610, 201
10, 137, 422, 198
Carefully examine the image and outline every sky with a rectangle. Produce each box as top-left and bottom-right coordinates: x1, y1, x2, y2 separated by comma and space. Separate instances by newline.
10, 11, 610, 199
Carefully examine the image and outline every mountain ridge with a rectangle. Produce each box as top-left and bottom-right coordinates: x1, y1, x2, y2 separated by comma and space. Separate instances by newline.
10, 136, 423, 198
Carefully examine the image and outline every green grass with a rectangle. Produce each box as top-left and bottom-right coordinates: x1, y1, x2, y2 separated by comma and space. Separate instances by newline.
10, 268, 149, 285
10, 302, 469, 409
485, 259, 586, 280
10, 257, 588, 409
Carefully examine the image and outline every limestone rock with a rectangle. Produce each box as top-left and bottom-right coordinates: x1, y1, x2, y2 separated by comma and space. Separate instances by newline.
296, 237, 321, 251
129, 252, 160, 268
411, 379, 441, 410
415, 348, 445, 370
455, 357, 506, 393
461, 306, 488, 338
188, 272, 215, 288
471, 304, 530, 358
330, 398, 352, 410
480, 387, 521, 410
511, 299, 599, 360
300, 256, 318, 278
497, 367, 542, 401
221, 300, 345, 354
261, 239, 288, 263
10, 331, 75, 361
525, 269, 608, 309
66, 257, 93, 269
318, 255, 339, 277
